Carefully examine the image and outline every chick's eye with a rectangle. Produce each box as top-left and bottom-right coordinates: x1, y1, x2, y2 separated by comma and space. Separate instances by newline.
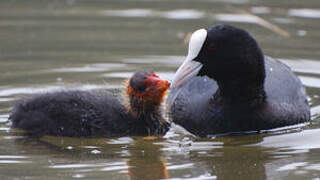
208, 43, 216, 50
136, 84, 147, 92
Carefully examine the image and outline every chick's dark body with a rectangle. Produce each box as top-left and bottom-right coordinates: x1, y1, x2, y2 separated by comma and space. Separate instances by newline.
10, 71, 170, 137
11, 90, 169, 137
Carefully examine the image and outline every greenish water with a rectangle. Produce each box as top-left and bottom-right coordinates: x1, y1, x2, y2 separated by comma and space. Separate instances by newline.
1, 0, 320, 179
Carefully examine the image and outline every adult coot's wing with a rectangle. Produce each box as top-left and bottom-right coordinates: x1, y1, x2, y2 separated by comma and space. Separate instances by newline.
264, 56, 307, 102
263, 56, 310, 126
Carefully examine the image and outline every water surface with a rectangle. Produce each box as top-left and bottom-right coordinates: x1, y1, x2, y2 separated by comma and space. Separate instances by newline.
1, 0, 320, 179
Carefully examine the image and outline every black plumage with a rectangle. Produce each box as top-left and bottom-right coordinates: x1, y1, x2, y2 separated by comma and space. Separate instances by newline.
168, 24, 310, 137
10, 71, 170, 137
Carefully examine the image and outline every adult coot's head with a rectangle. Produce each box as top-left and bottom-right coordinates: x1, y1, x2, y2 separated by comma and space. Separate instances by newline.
171, 24, 265, 98
126, 71, 170, 107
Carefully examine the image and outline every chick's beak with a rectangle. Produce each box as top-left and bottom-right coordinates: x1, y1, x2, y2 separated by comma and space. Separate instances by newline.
158, 79, 170, 91
148, 75, 170, 92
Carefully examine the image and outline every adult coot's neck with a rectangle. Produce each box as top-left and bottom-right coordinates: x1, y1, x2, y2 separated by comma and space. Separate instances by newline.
210, 26, 266, 104
215, 77, 266, 104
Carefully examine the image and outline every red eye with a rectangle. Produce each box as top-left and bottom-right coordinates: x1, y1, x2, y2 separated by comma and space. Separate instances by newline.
208, 43, 216, 50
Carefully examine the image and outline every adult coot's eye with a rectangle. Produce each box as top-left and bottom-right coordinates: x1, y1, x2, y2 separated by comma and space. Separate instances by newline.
208, 43, 216, 50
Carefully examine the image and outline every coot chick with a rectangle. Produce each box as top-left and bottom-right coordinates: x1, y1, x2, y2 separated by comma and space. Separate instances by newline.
168, 24, 310, 137
10, 71, 170, 137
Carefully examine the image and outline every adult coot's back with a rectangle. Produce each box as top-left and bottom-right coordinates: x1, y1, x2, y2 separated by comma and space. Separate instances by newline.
10, 71, 170, 137
168, 24, 310, 137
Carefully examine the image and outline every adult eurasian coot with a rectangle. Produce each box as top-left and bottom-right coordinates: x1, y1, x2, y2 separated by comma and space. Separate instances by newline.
10, 71, 170, 137
168, 24, 310, 137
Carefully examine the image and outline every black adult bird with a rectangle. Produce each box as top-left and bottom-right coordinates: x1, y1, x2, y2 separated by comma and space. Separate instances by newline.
10, 71, 170, 137
168, 24, 310, 137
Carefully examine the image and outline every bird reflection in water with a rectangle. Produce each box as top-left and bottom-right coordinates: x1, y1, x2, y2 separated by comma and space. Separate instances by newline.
126, 137, 169, 180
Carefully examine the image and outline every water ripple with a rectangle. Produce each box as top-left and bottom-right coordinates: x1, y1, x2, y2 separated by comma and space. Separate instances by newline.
0, 98, 15, 102
259, 129, 320, 151
107, 137, 134, 145
288, 9, 320, 19
0, 114, 9, 123
166, 163, 194, 170
166, 174, 217, 180
311, 105, 320, 115
251, 6, 271, 14
161, 10, 205, 20
122, 56, 183, 65
304, 164, 320, 171
0, 160, 32, 164
103, 72, 133, 79
277, 162, 307, 171
52, 63, 126, 73
99, 9, 153, 17
99, 9, 205, 20
215, 14, 258, 23
299, 76, 320, 88
50, 162, 126, 169
0, 155, 28, 159
158, 138, 222, 153
0, 85, 113, 96
0, 155, 31, 165
281, 58, 320, 75
100, 165, 129, 171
